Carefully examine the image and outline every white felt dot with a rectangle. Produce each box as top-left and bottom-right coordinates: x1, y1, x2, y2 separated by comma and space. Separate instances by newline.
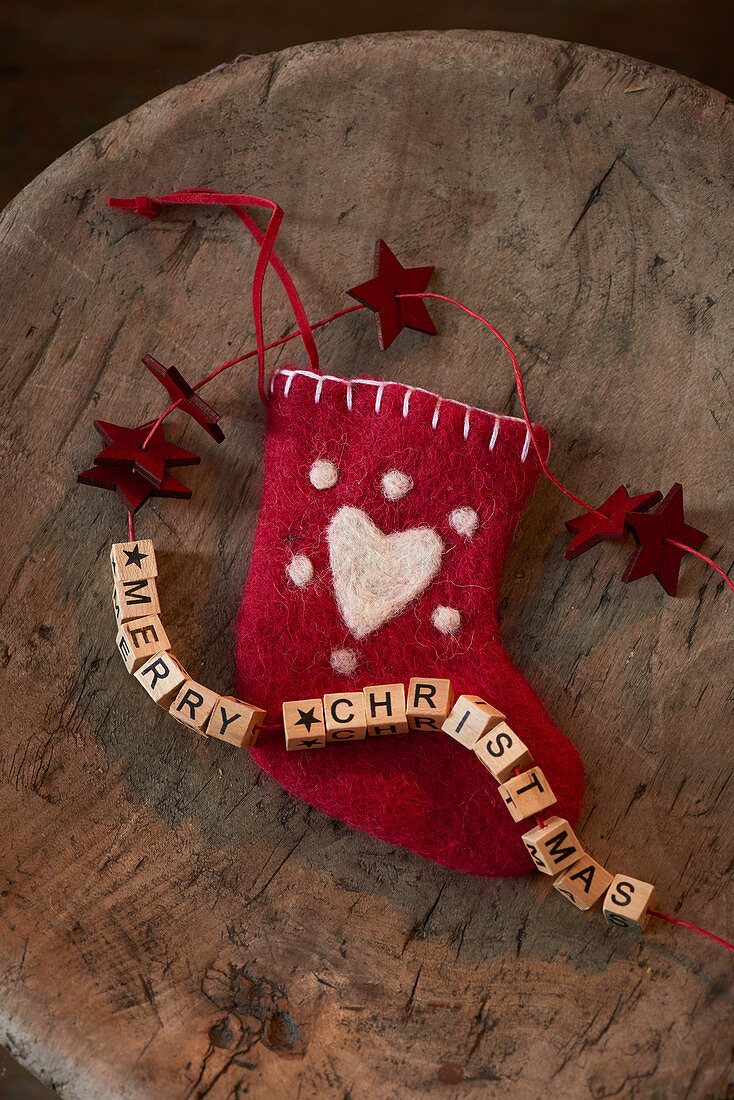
330, 648, 358, 675
381, 470, 413, 501
432, 605, 461, 635
309, 459, 339, 489
449, 506, 479, 538
286, 554, 314, 588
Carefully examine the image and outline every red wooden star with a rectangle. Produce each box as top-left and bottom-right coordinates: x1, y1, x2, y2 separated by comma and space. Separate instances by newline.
622, 483, 706, 596
564, 485, 662, 560
347, 240, 437, 350
93, 420, 200, 487
143, 355, 224, 442
77, 464, 192, 513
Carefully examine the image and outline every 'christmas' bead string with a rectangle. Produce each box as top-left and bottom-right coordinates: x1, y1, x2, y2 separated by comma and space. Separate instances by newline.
110, 538, 733, 953
80, 188, 732, 955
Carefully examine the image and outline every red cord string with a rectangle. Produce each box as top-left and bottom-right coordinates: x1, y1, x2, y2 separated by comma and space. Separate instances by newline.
193, 304, 364, 391
138, 305, 364, 447
109, 189, 319, 403
648, 909, 734, 952
111, 197, 730, 589
664, 540, 734, 594
397, 292, 604, 519
128, 510, 135, 541
398, 292, 733, 592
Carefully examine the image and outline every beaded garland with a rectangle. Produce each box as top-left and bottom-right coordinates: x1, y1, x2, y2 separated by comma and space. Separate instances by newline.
82, 188, 733, 953
112, 533, 723, 944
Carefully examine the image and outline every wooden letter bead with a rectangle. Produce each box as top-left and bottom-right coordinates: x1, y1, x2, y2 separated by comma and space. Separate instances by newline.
116, 614, 170, 673
170, 680, 220, 734
363, 683, 409, 737
497, 767, 556, 822
603, 875, 657, 931
206, 696, 266, 749
442, 695, 505, 749
134, 651, 188, 707
110, 540, 158, 583
521, 815, 583, 875
283, 698, 326, 750
113, 575, 161, 624
323, 692, 367, 742
473, 721, 532, 782
554, 855, 614, 911
406, 678, 454, 731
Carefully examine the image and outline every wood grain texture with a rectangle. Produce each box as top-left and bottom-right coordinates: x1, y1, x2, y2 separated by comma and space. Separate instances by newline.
0, 30, 731, 1099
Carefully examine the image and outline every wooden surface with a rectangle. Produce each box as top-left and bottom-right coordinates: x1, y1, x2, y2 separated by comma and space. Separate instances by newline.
0, 30, 732, 1099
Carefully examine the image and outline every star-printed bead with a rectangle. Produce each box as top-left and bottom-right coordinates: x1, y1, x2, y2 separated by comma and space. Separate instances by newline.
347, 240, 437, 351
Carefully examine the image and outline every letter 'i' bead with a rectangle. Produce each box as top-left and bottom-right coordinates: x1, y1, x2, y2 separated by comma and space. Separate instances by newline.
363, 684, 409, 736
554, 855, 614, 911
283, 699, 326, 750
521, 816, 583, 875
406, 678, 454, 731
442, 695, 505, 749
603, 875, 657, 931
473, 721, 532, 782
323, 692, 367, 742
497, 767, 556, 822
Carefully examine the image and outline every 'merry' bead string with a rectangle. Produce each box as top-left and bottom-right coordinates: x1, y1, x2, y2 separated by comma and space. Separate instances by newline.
82, 189, 732, 954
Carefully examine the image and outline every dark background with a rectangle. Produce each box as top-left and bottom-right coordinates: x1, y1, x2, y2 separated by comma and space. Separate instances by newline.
0, 2, 729, 1096
0, 1, 732, 212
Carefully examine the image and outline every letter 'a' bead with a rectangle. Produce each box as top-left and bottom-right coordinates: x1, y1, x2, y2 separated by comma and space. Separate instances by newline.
442, 695, 505, 749
473, 721, 532, 782
521, 816, 583, 875
554, 855, 614, 911
603, 875, 657, 931
207, 696, 265, 748
283, 698, 326, 750
497, 767, 556, 822
134, 651, 187, 707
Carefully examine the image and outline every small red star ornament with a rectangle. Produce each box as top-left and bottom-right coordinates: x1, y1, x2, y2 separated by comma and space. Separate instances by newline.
347, 240, 437, 350
622, 483, 707, 596
77, 464, 192, 512
143, 355, 225, 442
564, 485, 662, 560
93, 420, 200, 487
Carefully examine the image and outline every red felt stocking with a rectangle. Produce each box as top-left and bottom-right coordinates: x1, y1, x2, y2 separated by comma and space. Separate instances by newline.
236, 367, 583, 876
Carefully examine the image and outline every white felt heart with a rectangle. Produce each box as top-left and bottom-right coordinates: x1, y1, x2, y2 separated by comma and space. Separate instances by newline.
328, 506, 444, 639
